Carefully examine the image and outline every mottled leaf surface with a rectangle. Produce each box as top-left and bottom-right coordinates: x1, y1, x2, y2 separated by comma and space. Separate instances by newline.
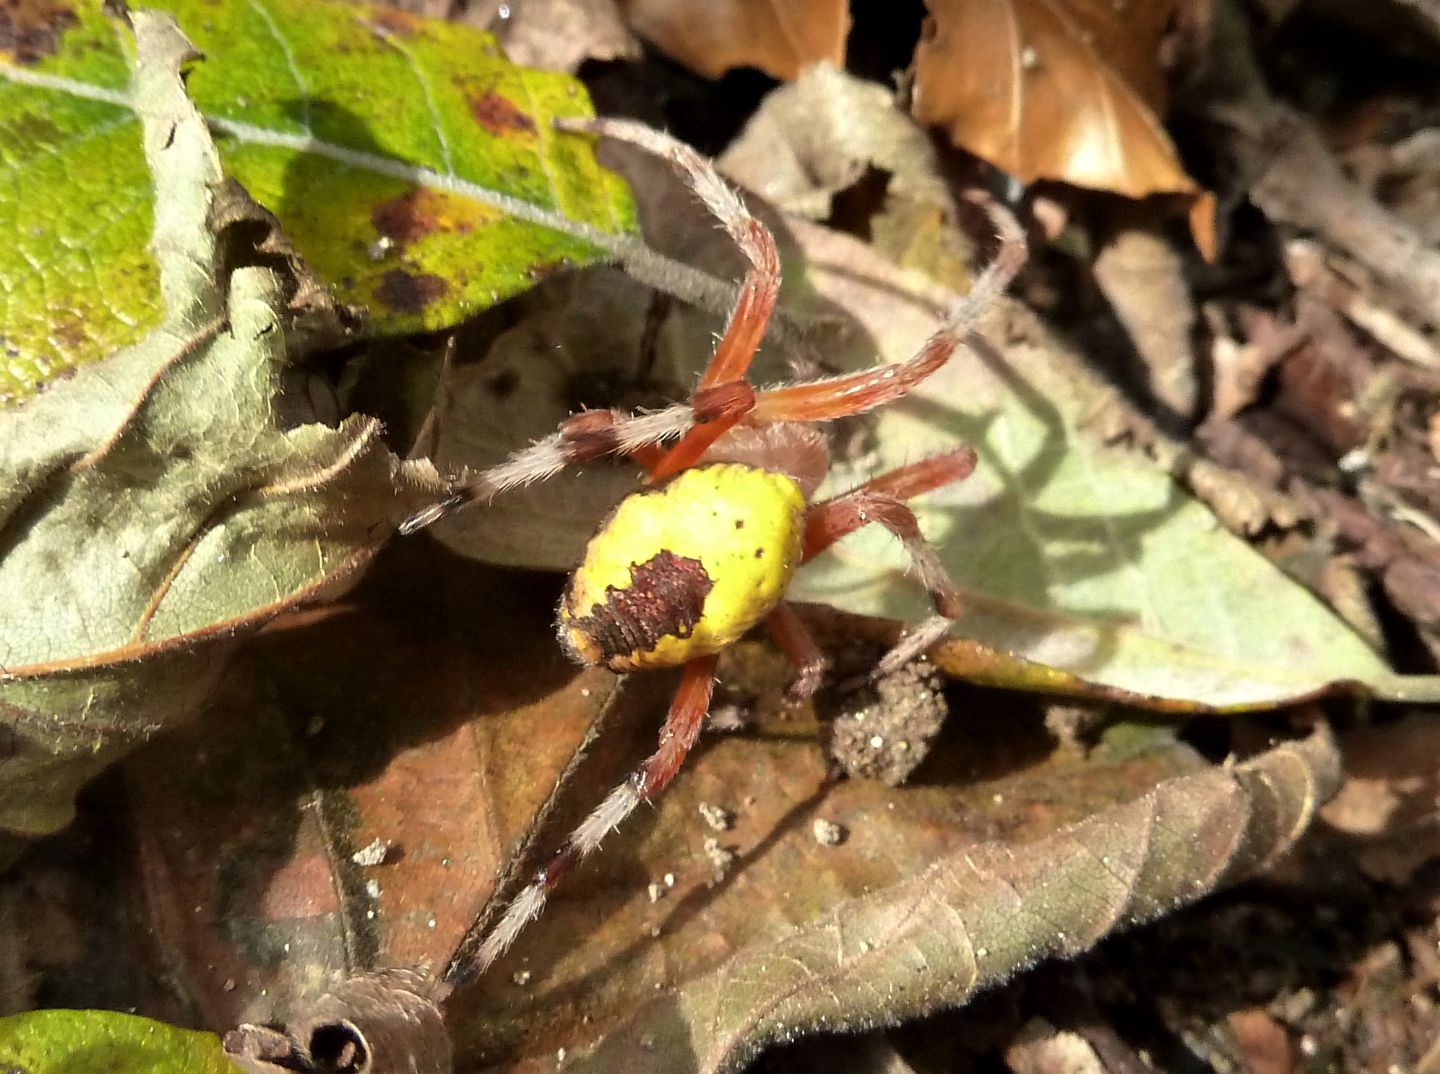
0, 0, 634, 400
0, 1009, 235, 1074
0, 11, 436, 850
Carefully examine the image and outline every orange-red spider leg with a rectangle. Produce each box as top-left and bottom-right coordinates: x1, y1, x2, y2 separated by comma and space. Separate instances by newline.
766, 601, 829, 701
802, 489, 961, 618
627, 442, 668, 473
463, 654, 719, 977
571, 120, 781, 483
571, 117, 782, 392
833, 447, 978, 504
750, 189, 1027, 427
750, 329, 959, 425
801, 452, 973, 680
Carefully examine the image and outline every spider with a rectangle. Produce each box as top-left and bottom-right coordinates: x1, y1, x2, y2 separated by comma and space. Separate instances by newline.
399, 117, 1027, 983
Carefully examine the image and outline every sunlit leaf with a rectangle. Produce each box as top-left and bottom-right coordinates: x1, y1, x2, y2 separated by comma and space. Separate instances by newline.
564, 728, 1341, 1074
618, 0, 849, 80
913, 0, 1190, 197
0, 0, 635, 400
911, 0, 1214, 255
0, 1009, 235, 1074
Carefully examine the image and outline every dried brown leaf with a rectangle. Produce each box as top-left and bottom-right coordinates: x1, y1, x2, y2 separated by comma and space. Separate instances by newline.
560, 726, 1340, 1074
127, 553, 617, 1029
618, 0, 849, 80
912, 0, 1212, 252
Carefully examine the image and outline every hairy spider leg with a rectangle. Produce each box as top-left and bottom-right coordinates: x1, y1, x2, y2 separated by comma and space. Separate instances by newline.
452, 653, 720, 983
765, 600, 829, 701
397, 402, 700, 534
563, 118, 783, 394
805, 449, 978, 529
749, 195, 1026, 427
400, 135, 1026, 535
800, 450, 976, 678
570, 119, 781, 483
400, 117, 782, 532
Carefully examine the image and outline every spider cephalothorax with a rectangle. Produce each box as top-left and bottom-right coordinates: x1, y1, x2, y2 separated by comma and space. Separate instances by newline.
400, 117, 1026, 983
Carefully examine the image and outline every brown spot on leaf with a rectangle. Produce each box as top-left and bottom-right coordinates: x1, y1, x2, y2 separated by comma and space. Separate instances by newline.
375, 269, 448, 314
569, 551, 714, 668
367, 7, 419, 37
469, 92, 536, 137
371, 188, 476, 248
0, 0, 77, 64
486, 369, 518, 399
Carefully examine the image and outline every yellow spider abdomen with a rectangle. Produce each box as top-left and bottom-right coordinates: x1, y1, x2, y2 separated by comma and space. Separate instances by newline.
559, 463, 806, 672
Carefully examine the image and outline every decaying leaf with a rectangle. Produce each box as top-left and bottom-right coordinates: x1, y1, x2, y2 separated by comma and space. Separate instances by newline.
0, 1008, 235, 1074
0, 12, 437, 854
912, 0, 1212, 253
1321, 712, 1440, 885
0, 0, 635, 400
618, 0, 849, 80
562, 726, 1340, 1074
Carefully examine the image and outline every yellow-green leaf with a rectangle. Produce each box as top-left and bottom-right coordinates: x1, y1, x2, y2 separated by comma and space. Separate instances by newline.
0, 1010, 236, 1074
0, 0, 635, 401
0, 10, 439, 855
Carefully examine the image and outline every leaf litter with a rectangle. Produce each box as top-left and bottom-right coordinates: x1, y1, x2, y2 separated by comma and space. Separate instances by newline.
426, 119, 1428, 711
8, 2, 1440, 1071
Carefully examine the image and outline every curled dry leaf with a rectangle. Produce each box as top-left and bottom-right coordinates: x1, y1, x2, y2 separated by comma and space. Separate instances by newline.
225, 968, 451, 1074
0, 12, 437, 854
565, 726, 1341, 1074
618, 0, 849, 80
720, 65, 981, 284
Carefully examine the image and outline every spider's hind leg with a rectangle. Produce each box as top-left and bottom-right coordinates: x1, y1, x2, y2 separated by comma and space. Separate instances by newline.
445, 653, 719, 985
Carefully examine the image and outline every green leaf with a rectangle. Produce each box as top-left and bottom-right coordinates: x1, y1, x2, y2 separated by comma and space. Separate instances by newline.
0, 10, 438, 854
0, 1009, 236, 1074
0, 0, 635, 402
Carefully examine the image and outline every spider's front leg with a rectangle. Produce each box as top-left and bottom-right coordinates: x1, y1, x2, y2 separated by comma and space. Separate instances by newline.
563, 117, 785, 482
401, 118, 782, 535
